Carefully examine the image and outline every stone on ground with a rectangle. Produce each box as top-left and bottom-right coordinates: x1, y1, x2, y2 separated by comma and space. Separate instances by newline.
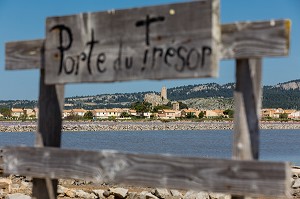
293, 178, 300, 188
5, 193, 31, 199
110, 187, 129, 198
153, 188, 170, 199
170, 189, 183, 198
75, 189, 97, 198
209, 192, 231, 199
140, 191, 159, 199
93, 189, 106, 198
184, 190, 209, 199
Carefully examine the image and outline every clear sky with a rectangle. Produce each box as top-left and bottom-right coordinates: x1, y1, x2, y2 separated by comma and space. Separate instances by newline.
0, 0, 299, 100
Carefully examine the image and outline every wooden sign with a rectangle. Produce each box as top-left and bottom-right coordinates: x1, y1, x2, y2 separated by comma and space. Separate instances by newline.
45, 0, 220, 84
6, 20, 291, 70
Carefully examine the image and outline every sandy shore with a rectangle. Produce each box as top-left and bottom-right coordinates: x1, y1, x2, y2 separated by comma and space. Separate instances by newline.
1, 120, 300, 132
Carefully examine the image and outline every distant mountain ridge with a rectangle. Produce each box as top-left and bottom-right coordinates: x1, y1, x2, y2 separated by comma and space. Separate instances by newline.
1, 79, 300, 110
274, 79, 300, 90
263, 79, 300, 109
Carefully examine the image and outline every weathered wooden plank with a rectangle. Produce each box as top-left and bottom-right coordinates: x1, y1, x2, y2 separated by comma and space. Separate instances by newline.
233, 58, 262, 160
5, 39, 44, 70
32, 71, 64, 199
44, 0, 220, 84
232, 58, 262, 199
32, 48, 65, 199
5, 19, 290, 70
1, 146, 291, 197
35, 71, 64, 148
221, 20, 290, 59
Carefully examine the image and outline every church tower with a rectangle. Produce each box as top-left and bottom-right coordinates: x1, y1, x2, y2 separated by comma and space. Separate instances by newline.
161, 86, 167, 100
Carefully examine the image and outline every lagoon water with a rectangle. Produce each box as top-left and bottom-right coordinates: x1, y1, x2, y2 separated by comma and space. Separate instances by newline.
1, 129, 300, 165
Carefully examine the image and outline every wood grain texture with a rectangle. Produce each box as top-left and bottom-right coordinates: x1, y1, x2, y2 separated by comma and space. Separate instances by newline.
1, 146, 291, 198
232, 59, 262, 199
32, 47, 65, 199
233, 59, 262, 160
5, 19, 290, 70
5, 39, 44, 70
221, 20, 290, 59
44, 0, 220, 84
32, 70, 64, 199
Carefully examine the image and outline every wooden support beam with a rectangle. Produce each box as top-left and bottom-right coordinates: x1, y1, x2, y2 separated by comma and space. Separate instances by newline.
232, 58, 263, 199
32, 47, 65, 199
1, 146, 291, 198
233, 58, 262, 160
5, 19, 290, 70
221, 20, 290, 59
5, 39, 44, 70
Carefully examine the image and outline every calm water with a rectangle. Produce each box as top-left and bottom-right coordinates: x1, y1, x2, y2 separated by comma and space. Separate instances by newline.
0, 129, 300, 165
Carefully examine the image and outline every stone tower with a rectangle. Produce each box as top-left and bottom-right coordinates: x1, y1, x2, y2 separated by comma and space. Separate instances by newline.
172, 102, 179, 111
161, 86, 167, 100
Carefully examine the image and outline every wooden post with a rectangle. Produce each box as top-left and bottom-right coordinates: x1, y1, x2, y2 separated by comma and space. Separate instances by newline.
32, 47, 65, 199
232, 58, 262, 199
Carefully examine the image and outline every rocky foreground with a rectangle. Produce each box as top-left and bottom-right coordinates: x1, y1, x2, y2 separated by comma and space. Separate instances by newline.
1, 167, 300, 199
1, 121, 300, 132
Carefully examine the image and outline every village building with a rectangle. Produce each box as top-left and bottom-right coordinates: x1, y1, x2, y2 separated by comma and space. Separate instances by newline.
34, 108, 39, 119
212, 109, 225, 117
11, 108, 24, 118
92, 108, 139, 119
181, 109, 200, 118
204, 109, 224, 118
143, 112, 152, 119
288, 111, 300, 119
284, 109, 296, 117
72, 108, 87, 117
157, 109, 176, 119
106, 108, 123, 118
261, 108, 276, 118
62, 110, 72, 119
175, 110, 182, 118
24, 108, 37, 118
128, 109, 137, 116
92, 109, 108, 119
121, 108, 130, 113
273, 108, 285, 118
260, 108, 298, 119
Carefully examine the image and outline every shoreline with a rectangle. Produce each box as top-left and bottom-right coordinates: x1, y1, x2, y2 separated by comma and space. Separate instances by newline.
1, 120, 300, 132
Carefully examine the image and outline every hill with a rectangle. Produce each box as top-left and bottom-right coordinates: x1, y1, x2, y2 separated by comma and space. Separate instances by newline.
1, 79, 300, 110
263, 79, 300, 109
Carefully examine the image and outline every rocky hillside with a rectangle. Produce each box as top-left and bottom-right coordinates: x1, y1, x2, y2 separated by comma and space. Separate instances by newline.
64, 92, 154, 109
1, 80, 300, 110
263, 79, 300, 109
167, 83, 235, 100
274, 79, 300, 90
182, 97, 234, 110
65, 83, 236, 110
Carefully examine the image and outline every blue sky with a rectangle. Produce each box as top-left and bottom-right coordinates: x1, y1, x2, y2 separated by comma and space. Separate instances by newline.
0, 0, 299, 100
